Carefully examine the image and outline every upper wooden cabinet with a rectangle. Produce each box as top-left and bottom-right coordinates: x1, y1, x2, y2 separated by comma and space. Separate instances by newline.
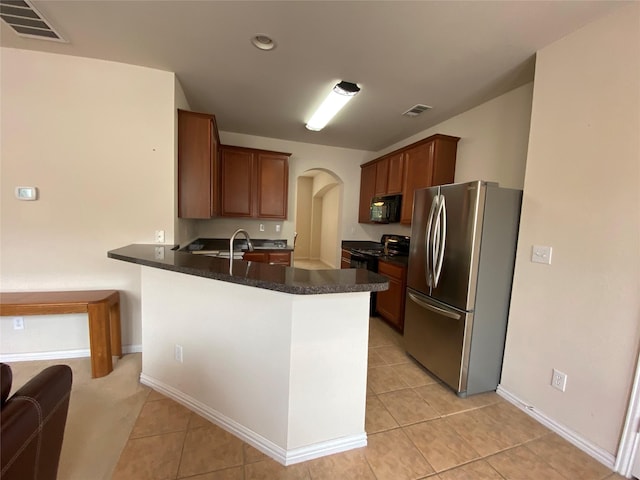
400, 135, 459, 224
221, 145, 290, 219
359, 134, 459, 225
178, 109, 220, 219
358, 163, 377, 223
386, 152, 404, 194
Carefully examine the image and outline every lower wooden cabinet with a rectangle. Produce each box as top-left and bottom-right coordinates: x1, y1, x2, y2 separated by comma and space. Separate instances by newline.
243, 251, 292, 266
375, 260, 407, 332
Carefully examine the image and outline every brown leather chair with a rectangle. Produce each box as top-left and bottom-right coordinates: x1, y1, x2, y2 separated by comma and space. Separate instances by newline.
1, 363, 72, 480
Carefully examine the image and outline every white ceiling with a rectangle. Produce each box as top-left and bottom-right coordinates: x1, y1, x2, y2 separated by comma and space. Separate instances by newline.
1, 1, 631, 152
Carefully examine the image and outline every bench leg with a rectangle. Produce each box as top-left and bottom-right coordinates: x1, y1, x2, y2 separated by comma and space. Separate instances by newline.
109, 294, 123, 358
87, 301, 113, 378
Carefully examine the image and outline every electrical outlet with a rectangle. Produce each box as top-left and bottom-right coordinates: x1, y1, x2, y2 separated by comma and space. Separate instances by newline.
155, 230, 165, 243
551, 368, 567, 392
532, 245, 552, 264
259, 224, 265, 232
12, 317, 24, 330
174, 344, 183, 363
275, 224, 281, 233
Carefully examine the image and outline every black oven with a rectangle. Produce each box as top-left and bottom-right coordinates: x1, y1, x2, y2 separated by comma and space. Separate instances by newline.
350, 252, 378, 271
349, 252, 379, 315
345, 234, 410, 316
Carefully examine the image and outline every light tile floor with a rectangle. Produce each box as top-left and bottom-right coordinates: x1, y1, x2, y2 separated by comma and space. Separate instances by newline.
113, 317, 625, 480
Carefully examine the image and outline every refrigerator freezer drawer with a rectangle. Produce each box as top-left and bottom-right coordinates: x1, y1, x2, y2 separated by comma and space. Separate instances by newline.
404, 289, 473, 394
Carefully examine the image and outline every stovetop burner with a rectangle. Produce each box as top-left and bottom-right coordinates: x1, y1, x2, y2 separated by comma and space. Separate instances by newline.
351, 234, 410, 258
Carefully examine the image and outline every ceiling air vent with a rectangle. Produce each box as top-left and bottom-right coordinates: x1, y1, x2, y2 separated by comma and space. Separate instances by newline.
0, 0, 66, 42
402, 104, 432, 117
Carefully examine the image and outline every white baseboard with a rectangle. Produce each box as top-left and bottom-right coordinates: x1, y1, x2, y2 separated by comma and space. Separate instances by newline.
496, 385, 616, 469
0, 344, 142, 362
140, 373, 367, 466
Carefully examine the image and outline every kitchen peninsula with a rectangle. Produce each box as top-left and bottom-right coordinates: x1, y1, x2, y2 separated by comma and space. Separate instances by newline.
108, 244, 388, 465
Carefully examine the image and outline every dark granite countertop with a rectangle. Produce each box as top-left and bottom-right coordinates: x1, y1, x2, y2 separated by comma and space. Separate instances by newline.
108, 244, 389, 295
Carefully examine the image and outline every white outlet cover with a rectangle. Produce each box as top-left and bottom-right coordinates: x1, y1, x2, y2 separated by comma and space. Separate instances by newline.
532, 245, 552, 264
551, 368, 567, 392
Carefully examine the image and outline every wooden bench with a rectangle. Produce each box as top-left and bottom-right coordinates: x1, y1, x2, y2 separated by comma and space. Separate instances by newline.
0, 290, 122, 378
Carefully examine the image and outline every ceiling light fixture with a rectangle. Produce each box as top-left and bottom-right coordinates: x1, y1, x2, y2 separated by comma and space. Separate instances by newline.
305, 81, 361, 131
251, 34, 276, 51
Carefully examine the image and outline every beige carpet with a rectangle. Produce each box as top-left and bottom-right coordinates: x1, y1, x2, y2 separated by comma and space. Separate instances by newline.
6, 353, 148, 480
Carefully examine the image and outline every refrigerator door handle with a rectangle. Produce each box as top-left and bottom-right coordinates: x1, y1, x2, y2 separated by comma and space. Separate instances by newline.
434, 194, 447, 287
424, 195, 439, 287
407, 291, 461, 320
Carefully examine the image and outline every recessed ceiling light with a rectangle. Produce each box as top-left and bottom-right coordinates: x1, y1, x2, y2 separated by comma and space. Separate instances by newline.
251, 34, 276, 51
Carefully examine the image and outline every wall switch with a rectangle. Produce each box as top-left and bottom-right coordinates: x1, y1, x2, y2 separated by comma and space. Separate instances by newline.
532, 245, 552, 264
12, 317, 24, 330
154, 246, 165, 260
15, 186, 37, 201
551, 368, 567, 392
174, 344, 183, 363
155, 230, 165, 243
259, 224, 265, 232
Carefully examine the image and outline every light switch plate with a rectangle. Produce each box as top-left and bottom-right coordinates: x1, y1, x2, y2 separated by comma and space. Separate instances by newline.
15, 186, 37, 201
532, 245, 552, 264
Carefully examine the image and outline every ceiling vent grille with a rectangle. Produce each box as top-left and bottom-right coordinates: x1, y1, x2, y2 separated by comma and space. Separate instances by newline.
0, 0, 66, 42
402, 104, 432, 117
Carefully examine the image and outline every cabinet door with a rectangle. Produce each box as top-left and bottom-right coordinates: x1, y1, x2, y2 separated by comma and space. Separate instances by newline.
375, 261, 407, 332
221, 147, 255, 217
400, 141, 434, 224
267, 252, 291, 266
178, 110, 219, 218
359, 163, 377, 223
374, 158, 389, 196
387, 153, 404, 194
243, 251, 291, 266
431, 137, 458, 186
257, 153, 288, 219
243, 252, 268, 263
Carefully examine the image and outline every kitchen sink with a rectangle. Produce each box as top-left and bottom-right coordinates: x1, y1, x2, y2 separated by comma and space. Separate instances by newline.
191, 250, 244, 259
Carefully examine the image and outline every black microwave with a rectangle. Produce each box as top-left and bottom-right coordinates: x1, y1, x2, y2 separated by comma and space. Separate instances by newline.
370, 194, 402, 223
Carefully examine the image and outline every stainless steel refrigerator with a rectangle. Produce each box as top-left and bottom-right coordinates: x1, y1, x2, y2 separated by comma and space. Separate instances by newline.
404, 180, 522, 396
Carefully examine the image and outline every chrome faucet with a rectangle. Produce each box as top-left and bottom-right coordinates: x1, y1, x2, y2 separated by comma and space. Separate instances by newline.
229, 228, 254, 257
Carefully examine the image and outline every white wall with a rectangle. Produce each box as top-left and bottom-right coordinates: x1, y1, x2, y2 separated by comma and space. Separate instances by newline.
501, 4, 640, 457
319, 185, 340, 267
294, 176, 313, 259
140, 266, 370, 462
360, 82, 534, 240
380, 82, 533, 189
0, 48, 177, 355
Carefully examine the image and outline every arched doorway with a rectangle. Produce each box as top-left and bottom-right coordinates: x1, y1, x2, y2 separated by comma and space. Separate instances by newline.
294, 169, 343, 269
